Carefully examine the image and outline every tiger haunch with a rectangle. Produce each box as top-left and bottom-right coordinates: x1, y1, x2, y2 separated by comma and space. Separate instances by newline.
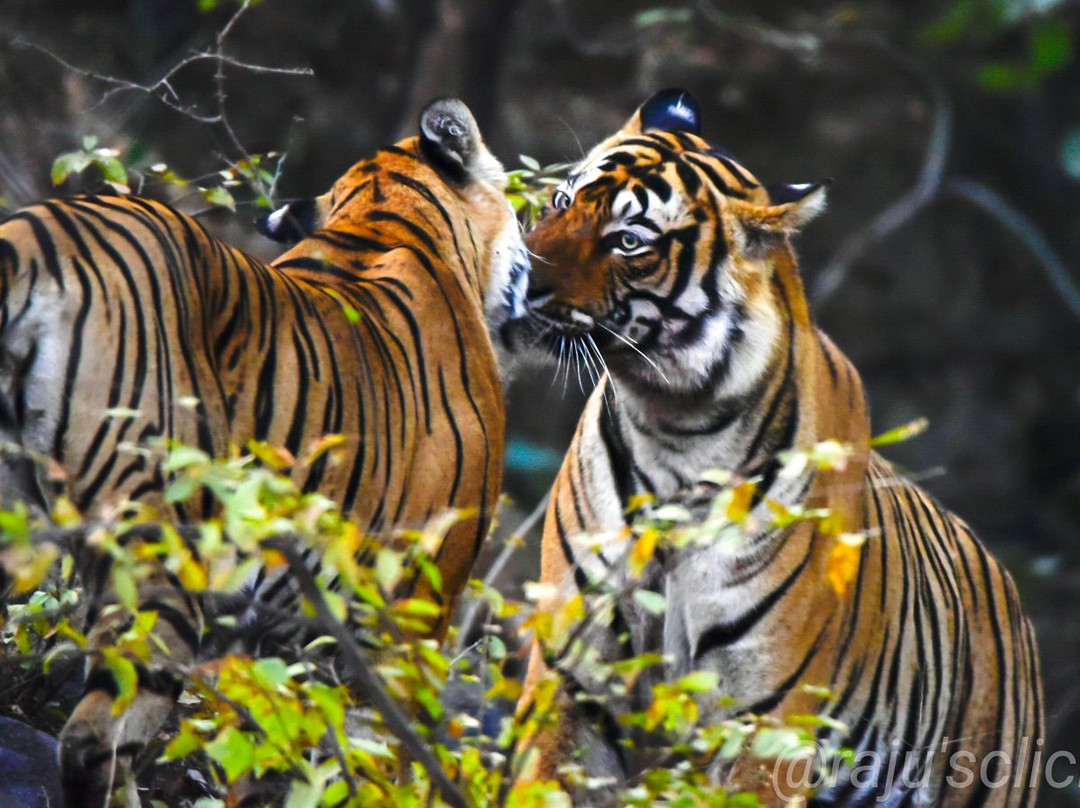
0, 97, 527, 807
510, 88, 1042, 808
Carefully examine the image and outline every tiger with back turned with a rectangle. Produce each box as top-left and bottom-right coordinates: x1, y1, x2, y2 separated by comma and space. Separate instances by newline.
0, 98, 527, 807
511, 89, 1042, 807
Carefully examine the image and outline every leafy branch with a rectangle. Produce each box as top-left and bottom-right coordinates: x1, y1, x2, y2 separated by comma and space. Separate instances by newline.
14, 0, 312, 209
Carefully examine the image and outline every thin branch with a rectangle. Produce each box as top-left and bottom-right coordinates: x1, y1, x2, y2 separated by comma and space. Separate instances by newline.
695, 0, 821, 57
11, 0, 312, 201
264, 535, 471, 808
455, 493, 549, 652
812, 80, 953, 306
944, 177, 1080, 322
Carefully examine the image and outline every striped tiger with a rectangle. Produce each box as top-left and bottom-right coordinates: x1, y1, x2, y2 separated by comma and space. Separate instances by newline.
0, 98, 527, 806
511, 89, 1043, 807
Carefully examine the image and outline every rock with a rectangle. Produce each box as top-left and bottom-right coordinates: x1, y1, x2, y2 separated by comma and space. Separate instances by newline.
0, 716, 61, 808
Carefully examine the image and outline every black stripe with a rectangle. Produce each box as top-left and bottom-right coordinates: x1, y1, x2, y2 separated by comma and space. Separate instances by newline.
692, 546, 813, 661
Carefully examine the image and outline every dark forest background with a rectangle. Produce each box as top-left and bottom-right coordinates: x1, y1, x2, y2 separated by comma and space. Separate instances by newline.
1, 0, 1079, 801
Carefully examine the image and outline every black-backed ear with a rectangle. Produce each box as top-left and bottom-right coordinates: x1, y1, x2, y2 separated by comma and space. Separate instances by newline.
255, 198, 318, 244
765, 179, 833, 206
419, 98, 483, 183
638, 88, 702, 135
729, 180, 830, 256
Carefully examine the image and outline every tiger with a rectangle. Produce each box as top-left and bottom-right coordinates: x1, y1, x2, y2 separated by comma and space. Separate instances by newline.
0, 97, 528, 807
509, 89, 1043, 807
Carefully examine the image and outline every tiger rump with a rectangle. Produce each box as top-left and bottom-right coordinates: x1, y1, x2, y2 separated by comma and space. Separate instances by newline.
513, 89, 1042, 807
0, 98, 527, 806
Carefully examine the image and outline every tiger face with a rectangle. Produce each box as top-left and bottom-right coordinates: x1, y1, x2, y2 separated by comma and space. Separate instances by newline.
520, 89, 827, 398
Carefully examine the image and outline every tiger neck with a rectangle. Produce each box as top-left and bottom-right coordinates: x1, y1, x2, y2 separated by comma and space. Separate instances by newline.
276, 184, 485, 307
606, 273, 870, 516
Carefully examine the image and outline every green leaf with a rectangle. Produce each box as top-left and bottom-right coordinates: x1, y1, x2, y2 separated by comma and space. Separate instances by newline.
1031, 19, 1072, 72
164, 445, 210, 472
677, 670, 719, 693
284, 777, 323, 808
51, 152, 92, 186
0, 504, 31, 544
632, 589, 667, 615
165, 475, 201, 505
519, 154, 541, 172
113, 565, 138, 613
251, 657, 290, 690
920, 0, 980, 46
205, 726, 256, 782
82, 135, 99, 151
869, 417, 929, 447
95, 155, 129, 186
750, 727, 806, 758
163, 723, 204, 760
202, 186, 236, 212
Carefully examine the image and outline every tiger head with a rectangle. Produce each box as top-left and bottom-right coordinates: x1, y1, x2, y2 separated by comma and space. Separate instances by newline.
517, 89, 828, 398
256, 97, 529, 333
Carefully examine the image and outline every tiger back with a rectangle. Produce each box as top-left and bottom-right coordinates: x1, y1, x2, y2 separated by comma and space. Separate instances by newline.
0, 98, 527, 806
511, 89, 1042, 808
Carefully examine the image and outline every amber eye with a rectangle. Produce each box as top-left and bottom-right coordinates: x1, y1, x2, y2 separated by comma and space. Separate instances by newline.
552, 190, 571, 211
619, 231, 642, 251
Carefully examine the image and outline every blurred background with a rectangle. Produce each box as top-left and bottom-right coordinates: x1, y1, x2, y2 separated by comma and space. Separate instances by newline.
1, 0, 1079, 801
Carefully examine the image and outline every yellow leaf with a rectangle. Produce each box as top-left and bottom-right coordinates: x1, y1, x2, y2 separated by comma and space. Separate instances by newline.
246, 440, 295, 470
304, 434, 347, 465
725, 481, 757, 522
629, 527, 658, 577
177, 555, 208, 591
51, 496, 82, 527
9, 543, 59, 595
826, 533, 867, 597
487, 677, 523, 702
102, 650, 138, 716
626, 493, 655, 514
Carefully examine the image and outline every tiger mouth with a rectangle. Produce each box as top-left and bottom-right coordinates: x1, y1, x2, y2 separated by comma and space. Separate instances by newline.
499, 304, 600, 355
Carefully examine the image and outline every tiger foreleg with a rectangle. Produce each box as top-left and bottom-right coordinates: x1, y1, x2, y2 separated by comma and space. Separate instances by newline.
59, 570, 202, 808
59, 684, 176, 808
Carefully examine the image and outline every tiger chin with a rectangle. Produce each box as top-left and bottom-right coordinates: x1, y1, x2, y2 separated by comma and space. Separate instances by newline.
0, 98, 527, 807
508, 89, 1043, 808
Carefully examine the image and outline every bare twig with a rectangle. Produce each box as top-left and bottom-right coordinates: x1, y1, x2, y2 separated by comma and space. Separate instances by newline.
549, 0, 639, 57
695, 0, 821, 57
11, 0, 312, 204
945, 177, 1080, 322
455, 493, 549, 652
812, 80, 952, 306
265, 535, 471, 808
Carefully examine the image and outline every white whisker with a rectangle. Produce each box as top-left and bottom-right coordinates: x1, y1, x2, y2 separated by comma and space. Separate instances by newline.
596, 322, 670, 384
572, 338, 587, 396
585, 333, 618, 413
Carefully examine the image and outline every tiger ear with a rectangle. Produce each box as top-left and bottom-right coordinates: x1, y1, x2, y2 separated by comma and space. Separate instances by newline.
419, 97, 493, 184
730, 181, 830, 254
255, 197, 324, 243
626, 88, 702, 136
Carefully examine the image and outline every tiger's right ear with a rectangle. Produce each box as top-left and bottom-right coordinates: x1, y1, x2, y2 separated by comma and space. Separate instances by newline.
255, 197, 322, 244
625, 88, 703, 136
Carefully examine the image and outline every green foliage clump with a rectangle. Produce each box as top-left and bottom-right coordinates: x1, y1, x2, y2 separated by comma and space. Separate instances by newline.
0, 434, 860, 807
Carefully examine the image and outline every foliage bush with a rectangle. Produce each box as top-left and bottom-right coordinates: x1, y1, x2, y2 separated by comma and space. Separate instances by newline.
0, 429, 875, 807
